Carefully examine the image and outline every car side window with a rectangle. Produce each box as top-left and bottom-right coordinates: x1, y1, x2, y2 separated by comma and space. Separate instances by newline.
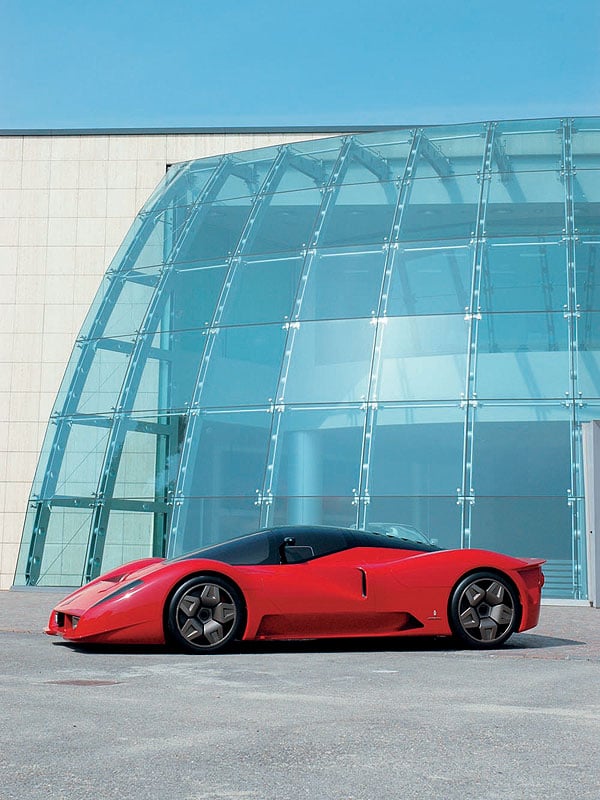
270, 528, 351, 563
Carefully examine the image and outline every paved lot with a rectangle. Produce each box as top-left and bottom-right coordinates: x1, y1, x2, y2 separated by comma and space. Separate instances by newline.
0, 591, 599, 800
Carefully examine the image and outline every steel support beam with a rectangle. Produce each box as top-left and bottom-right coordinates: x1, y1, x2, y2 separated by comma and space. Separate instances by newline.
420, 133, 453, 178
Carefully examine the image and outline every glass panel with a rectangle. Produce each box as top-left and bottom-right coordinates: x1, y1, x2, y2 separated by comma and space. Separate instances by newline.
168, 259, 227, 329
270, 494, 357, 529
211, 149, 279, 202
113, 427, 169, 500
387, 242, 472, 316
368, 405, 465, 496
365, 496, 462, 550
244, 188, 325, 255
578, 312, 600, 398
114, 207, 188, 272
476, 312, 569, 399
470, 496, 572, 562
486, 171, 565, 237
101, 511, 154, 573
413, 125, 486, 178
345, 132, 413, 181
300, 246, 386, 321
220, 253, 303, 325
377, 315, 468, 402
59, 341, 132, 415
473, 403, 571, 496
276, 137, 344, 190
570, 119, 600, 169
183, 409, 272, 498
145, 159, 221, 213
36, 508, 92, 586
79, 268, 159, 341
44, 418, 110, 498
492, 119, 562, 173
320, 180, 399, 248
172, 497, 261, 556
480, 238, 567, 312
269, 405, 365, 501
175, 198, 251, 261
574, 170, 600, 234
576, 243, 600, 310
284, 318, 375, 404
132, 328, 207, 414
199, 324, 287, 408
271, 150, 332, 193
400, 175, 480, 241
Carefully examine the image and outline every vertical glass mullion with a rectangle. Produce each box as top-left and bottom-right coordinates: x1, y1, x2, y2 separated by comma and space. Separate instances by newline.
460, 123, 495, 547
169, 148, 305, 550
258, 138, 356, 528
357, 129, 421, 528
563, 118, 586, 597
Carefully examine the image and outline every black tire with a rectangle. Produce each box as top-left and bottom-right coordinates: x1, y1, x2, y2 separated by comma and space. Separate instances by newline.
166, 575, 245, 654
449, 571, 520, 648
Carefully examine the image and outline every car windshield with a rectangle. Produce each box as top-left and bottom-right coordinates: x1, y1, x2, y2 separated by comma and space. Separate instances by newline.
170, 531, 271, 565
362, 522, 432, 544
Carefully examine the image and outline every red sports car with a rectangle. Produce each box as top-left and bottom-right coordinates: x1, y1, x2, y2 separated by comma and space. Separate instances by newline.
46, 525, 544, 652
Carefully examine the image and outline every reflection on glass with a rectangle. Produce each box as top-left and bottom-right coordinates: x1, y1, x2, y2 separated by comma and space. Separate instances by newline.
369, 405, 465, 496
378, 315, 468, 401
300, 246, 386, 320
400, 175, 479, 241
473, 404, 571, 496
284, 319, 375, 404
220, 254, 303, 325
486, 171, 565, 236
365, 496, 462, 550
476, 312, 569, 399
199, 324, 287, 407
269, 406, 365, 503
480, 239, 567, 312
387, 243, 472, 316
245, 189, 324, 254
492, 120, 562, 173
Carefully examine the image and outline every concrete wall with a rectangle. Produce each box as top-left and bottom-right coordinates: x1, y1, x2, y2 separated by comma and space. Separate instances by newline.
0, 130, 337, 588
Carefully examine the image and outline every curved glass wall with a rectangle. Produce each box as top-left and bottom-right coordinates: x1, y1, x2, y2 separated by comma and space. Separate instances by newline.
15, 118, 600, 598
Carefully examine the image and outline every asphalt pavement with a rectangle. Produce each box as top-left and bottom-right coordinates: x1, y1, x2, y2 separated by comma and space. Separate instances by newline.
0, 590, 599, 800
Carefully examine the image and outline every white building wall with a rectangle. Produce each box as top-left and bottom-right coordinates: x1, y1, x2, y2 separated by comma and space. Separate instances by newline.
0, 130, 338, 588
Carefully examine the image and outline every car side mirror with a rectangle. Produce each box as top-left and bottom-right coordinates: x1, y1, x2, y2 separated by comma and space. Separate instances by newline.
279, 537, 314, 563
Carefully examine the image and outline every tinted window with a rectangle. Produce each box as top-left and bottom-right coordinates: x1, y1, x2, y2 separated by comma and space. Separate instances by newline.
352, 529, 440, 553
175, 531, 272, 565
268, 526, 353, 562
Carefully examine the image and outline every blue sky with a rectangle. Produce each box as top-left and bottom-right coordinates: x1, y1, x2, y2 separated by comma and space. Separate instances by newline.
1, 0, 599, 129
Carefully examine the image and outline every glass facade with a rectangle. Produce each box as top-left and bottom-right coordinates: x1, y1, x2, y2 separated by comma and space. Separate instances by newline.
15, 118, 600, 599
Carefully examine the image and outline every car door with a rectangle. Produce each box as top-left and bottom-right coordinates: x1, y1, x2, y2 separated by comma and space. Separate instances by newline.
253, 531, 379, 638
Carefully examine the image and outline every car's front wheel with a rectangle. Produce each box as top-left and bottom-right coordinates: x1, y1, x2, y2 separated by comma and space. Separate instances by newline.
167, 575, 244, 654
449, 571, 520, 648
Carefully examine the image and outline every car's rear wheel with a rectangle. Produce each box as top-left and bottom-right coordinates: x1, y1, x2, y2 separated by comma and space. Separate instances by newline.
449, 571, 520, 648
167, 575, 244, 654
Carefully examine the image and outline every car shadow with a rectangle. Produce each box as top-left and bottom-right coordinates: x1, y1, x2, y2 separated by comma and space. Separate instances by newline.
51, 630, 584, 657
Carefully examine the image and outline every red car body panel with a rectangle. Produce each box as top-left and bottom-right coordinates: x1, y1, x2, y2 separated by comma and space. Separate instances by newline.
46, 535, 544, 647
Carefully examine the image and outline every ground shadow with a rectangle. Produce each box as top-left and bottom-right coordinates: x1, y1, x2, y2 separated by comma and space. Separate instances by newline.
51, 629, 585, 657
